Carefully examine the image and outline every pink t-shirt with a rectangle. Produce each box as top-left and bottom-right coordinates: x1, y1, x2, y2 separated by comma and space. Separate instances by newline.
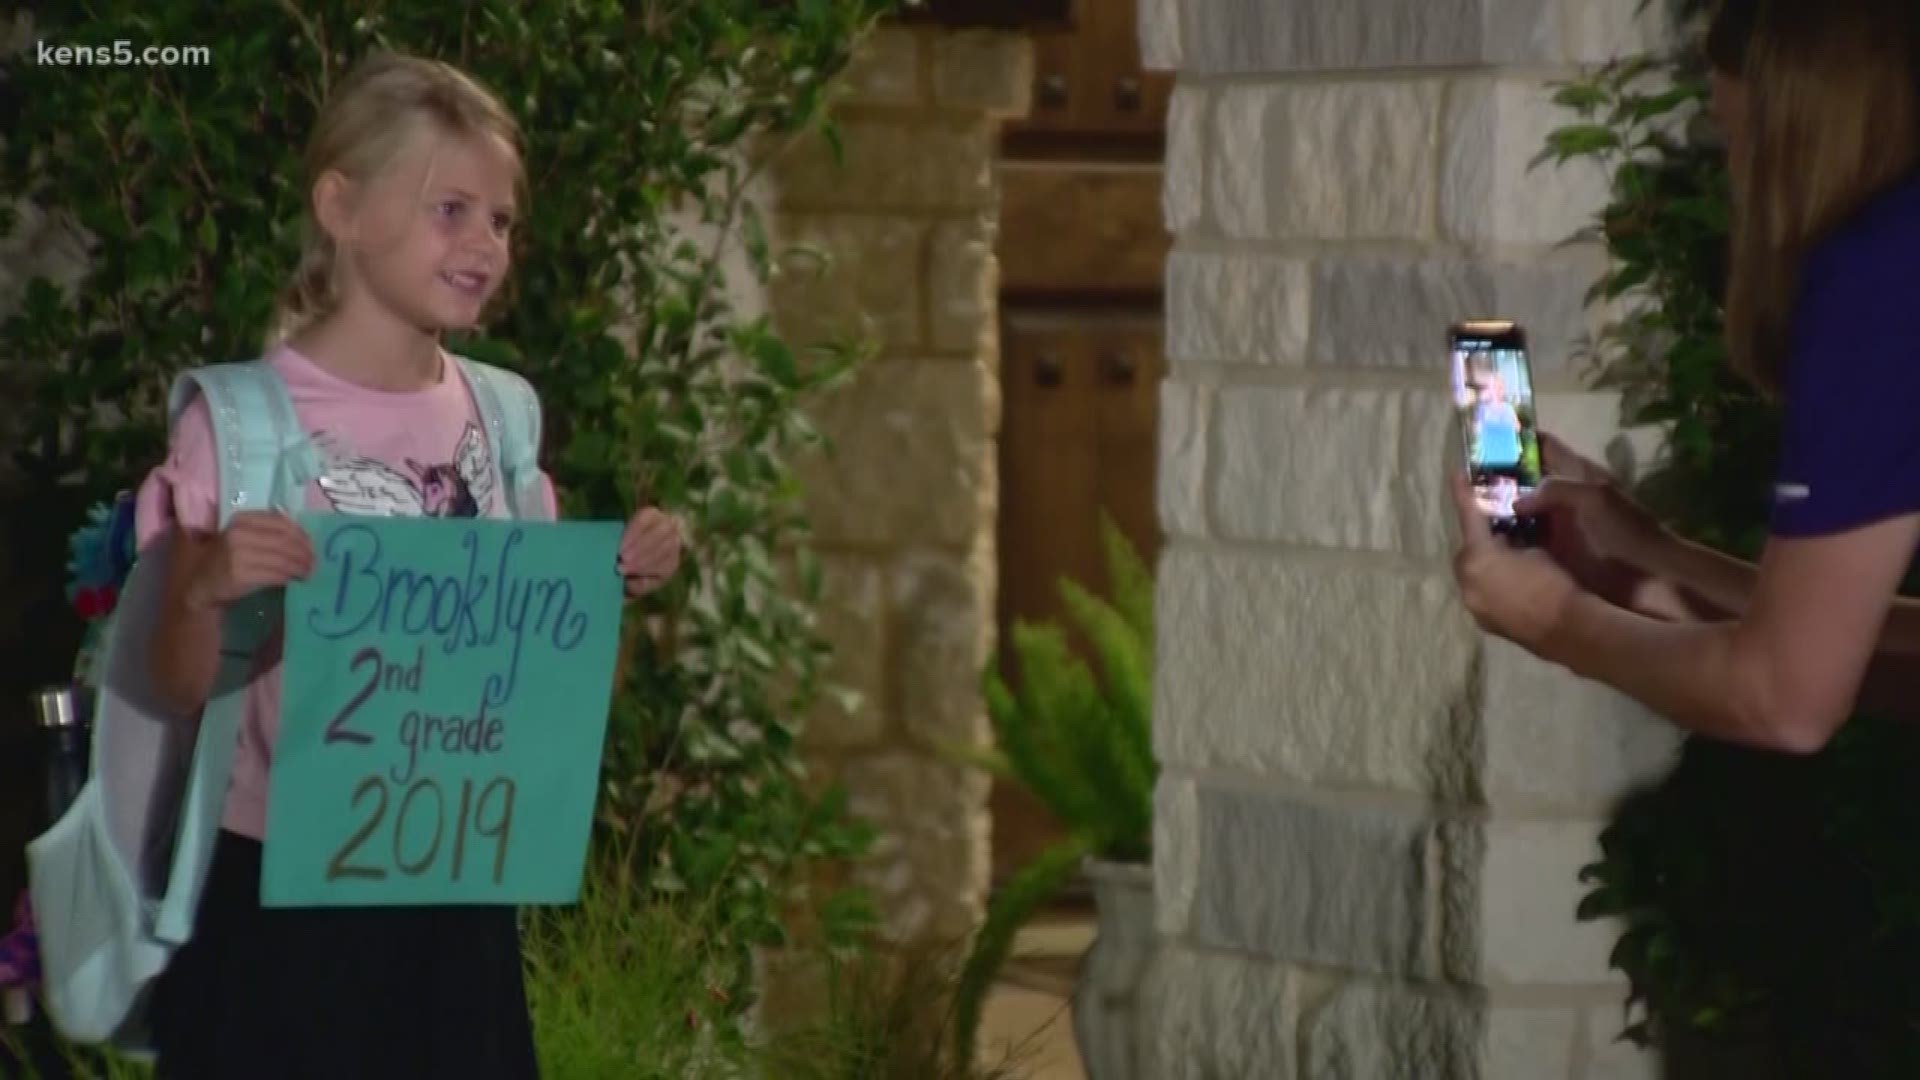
133, 344, 556, 840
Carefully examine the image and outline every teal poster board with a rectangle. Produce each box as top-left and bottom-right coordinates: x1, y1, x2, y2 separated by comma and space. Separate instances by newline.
261, 514, 624, 907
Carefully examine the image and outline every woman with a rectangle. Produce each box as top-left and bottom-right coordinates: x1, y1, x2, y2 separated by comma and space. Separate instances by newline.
1452, 0, 1920, 752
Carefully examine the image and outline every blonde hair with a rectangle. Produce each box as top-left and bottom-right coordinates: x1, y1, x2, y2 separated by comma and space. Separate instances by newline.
269, 51, 524, 343
1721, 0, 1920, 394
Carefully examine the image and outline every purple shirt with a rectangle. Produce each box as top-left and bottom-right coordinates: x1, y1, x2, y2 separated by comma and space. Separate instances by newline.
1771, 171, 1920, 538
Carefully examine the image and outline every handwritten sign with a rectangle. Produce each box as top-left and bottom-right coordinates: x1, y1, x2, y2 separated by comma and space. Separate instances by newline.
261, 515, 623, 907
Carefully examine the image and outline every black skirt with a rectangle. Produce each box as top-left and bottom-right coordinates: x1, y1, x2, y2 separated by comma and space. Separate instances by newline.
151, 830, 538, 1079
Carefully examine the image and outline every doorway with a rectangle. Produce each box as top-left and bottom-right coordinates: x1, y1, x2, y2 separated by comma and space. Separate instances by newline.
991, 1, 1172, 886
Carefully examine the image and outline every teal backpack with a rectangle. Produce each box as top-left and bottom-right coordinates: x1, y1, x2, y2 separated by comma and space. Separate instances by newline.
24, 354, 548, 1056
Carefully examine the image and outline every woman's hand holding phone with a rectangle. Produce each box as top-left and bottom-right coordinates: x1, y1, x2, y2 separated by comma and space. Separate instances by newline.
1500, 431, 1706, 621
1449, 469, 1582, 649
1516, 434, 1668, 571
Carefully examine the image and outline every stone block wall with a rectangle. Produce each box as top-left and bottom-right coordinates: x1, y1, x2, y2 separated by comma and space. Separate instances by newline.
1142, 0, 1685, 1075
770, 27, 1031, 947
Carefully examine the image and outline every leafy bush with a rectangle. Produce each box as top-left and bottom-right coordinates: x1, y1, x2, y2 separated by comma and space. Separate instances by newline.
1575, 714, 1920, 1072
4, 843, 1031, 1080
761, 942, 1036, 1080
525, 837, 1032, 1080
0, 1030, 150, 1080
1538, 50, 1777, 561
1544, 6, 1920, 1070
522, 841, 758, 1079
1, 0, 896, 1017
947, 514, 1155, 1069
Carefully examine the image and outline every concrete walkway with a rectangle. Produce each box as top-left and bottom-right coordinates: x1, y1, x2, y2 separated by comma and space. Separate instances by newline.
977, 907, 1094, 1079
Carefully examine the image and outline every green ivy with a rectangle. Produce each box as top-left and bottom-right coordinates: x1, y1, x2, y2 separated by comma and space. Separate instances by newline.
1, 0, 896, 1013
1538, 54, 1777, 560
1545, 5, 1920, 1068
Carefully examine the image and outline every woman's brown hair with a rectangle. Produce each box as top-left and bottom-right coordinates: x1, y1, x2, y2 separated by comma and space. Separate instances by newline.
1715, 0, 1920, 394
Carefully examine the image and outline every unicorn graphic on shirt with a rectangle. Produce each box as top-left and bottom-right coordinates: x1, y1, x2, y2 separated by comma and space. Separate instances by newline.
314, 422, 493, 518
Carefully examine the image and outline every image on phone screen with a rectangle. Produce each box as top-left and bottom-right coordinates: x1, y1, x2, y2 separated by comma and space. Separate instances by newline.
1449, 321, 1542, 540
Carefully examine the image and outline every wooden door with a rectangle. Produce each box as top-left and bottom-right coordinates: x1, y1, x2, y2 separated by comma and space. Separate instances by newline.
991, 0, 1172, 886
992, 315, 1165, 880
1005, 1, 1172, 156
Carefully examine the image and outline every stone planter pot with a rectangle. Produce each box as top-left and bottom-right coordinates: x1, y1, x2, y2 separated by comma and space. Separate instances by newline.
1072, 858, 1155, 1080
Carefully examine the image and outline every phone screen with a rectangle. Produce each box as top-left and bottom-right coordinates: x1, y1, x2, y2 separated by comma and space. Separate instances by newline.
1449, 321, 1542, 540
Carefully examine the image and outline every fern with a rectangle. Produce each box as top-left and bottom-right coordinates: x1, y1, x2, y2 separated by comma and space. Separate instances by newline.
982, 514, 1157, 855
1059, 579, 1150, 736
1047, 689, 1135, 855
1099, 514, 1155, 642
940, 736, 1012, 779
995, 624, 1109, 830
948, 513, 1158, 1063
1092, 515, 1156, 802
948, 833, 1095, 1073
1058, 578, 1155, 849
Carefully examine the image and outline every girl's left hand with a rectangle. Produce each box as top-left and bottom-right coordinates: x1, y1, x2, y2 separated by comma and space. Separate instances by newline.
1449, 470, 1581, 653
619, 507, 685, 598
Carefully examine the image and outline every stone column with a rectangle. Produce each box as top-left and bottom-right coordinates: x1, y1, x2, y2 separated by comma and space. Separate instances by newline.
1141, 1, 1684, 1076
771, 26, 1032, 948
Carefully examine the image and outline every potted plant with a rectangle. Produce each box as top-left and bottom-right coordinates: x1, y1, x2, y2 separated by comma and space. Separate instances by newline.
950, 515, 1155, 1079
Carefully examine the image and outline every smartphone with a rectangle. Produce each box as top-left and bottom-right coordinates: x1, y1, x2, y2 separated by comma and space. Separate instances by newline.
1449, 320, 1545, 545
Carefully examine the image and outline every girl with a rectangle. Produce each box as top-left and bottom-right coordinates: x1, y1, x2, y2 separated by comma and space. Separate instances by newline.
1471, 369, 1524, 472
1452, 0, 1920, 749
137, 52, 683, 1077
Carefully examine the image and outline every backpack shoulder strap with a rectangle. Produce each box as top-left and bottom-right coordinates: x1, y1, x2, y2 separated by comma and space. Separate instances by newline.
148, 359, 310, 944
170, 360, 310, 524
167, 359, 312, 655
456, 356, 550, 521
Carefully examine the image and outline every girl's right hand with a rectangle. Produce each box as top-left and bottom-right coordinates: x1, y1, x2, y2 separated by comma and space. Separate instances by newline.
1516, 433, 1668, 570
183, 511, 317, 610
